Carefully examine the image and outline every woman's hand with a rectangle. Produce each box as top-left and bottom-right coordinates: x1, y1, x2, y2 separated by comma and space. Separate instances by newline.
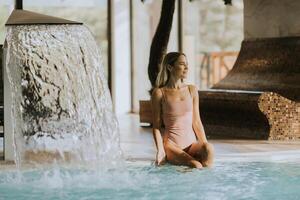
155, 150, 166, 166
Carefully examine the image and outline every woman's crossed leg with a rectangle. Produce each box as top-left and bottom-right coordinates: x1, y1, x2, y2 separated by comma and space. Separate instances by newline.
164, 140, 203, 169
185, 142, 214, 167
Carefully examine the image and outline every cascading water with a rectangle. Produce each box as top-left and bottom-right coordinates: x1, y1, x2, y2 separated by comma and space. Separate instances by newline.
4, 24, 122, 166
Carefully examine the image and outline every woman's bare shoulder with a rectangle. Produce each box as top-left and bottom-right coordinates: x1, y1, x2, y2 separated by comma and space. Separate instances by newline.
151, 87, 163, 100
188, 84, 198, 93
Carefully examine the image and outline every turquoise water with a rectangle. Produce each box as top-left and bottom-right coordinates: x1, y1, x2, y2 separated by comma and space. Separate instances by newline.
0, 161, 300, 200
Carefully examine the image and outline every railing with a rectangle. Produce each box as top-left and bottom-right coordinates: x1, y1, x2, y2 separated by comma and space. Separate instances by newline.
197, 51, 239, 89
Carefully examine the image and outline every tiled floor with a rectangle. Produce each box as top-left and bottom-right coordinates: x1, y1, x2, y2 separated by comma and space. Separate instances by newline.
1, 114, 300, 165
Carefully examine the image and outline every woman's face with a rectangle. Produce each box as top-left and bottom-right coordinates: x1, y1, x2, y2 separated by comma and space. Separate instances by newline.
171, 55, 188, 80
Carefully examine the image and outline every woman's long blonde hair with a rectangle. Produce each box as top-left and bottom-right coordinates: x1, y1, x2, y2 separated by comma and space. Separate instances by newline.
155, 52, 186, 88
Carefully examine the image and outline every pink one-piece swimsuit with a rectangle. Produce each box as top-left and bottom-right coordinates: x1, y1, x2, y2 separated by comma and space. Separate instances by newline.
161, 86, 197, 149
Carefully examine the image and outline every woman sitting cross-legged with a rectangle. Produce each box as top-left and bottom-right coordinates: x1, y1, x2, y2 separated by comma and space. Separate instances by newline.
151, 52, 214, 169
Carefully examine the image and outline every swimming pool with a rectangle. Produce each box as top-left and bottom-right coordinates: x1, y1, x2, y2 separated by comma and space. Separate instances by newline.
1, 159, 300, 200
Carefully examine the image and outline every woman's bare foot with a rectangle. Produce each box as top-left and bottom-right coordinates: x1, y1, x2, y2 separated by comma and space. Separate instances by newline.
190, 160, 203, 169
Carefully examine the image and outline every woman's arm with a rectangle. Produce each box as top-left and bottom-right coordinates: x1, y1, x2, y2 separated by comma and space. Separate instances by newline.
190, 85, 208, 144
151, 88, 166, 165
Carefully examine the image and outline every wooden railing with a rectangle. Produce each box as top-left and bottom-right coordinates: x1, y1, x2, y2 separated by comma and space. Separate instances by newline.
197, 51, 239, 89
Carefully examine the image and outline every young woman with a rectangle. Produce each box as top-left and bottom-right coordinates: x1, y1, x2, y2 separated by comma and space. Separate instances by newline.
151, 52, 214, 169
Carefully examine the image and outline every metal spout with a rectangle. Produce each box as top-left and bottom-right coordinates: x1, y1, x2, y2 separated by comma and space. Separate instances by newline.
5, 9, 82, 26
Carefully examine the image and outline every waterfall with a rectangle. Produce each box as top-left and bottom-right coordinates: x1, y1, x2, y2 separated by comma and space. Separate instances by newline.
4, 24, 122, 166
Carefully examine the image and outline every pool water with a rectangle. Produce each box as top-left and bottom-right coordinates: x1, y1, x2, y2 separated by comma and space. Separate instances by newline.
0, 161, 300, 200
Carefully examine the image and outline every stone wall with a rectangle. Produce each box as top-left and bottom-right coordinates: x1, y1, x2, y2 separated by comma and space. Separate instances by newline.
244, 0, 300, 39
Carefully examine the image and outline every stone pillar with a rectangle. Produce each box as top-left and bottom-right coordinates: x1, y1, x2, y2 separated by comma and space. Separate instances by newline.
113, 0, 131, 115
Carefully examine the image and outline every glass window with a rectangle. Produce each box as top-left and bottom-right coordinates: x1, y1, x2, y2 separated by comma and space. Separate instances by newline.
182, 1, 243, 89
0, 0, 13, 44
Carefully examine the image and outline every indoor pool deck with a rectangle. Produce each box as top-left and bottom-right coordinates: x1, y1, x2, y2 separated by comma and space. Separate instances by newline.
118, 114, 300, 162
1, 113, 300, 166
